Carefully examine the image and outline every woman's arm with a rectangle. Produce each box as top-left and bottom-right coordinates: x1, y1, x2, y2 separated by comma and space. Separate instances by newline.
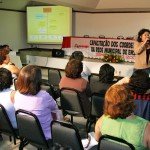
134, 40, 147, 55
10, 90, 16, 104
143, 122, 150, 149
3, 54, 10, 64
45, 92, 58, 111
4, 64, 20, 76
95, 116, 103, 142
115, 77, 130, 85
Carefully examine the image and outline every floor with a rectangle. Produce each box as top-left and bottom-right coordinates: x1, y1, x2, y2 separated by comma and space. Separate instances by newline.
0, 116, 94, 150
0, 134, 34, 150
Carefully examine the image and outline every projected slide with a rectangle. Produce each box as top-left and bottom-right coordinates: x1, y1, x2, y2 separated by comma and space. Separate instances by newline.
27, 6, 72, 44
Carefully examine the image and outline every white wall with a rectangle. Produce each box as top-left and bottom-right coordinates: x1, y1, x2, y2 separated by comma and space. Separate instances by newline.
0, 10, 29, 51
0, 10, 150, 51
74, 12, 150, 38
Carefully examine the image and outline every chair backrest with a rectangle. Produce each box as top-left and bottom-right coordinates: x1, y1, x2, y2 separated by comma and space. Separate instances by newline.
48, 68, 61, 86
87, 93, 104, 132
98, 135, 135, 150
0, 104, 17, 137
134, 99, 150, 121
51, 120, 84, 150
60, 87, 86, 118
89, 74, 99, 85
16, 109, 50, 149
13, 78, 17, 90
91, 93, 104, 118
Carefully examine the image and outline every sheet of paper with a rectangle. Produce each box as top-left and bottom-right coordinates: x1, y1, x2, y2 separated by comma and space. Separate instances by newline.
81, 132, 98, 150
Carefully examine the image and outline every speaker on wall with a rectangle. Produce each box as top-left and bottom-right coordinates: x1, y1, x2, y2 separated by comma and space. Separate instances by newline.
52, 49, 64, 58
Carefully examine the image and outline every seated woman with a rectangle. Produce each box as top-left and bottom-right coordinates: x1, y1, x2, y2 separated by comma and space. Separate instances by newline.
95, 84, 150, 149
0, 50, 19, 77
116, 70, 150, 100
59, 59, 91, 117
90, 63, 116, 95
69, 51, 91, 81
13, 65, 59, 140
1, 44, 11, 64
0, 68, 17, 129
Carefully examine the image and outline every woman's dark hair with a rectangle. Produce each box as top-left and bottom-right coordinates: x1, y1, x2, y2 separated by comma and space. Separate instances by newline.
129, 70, 150, 94
0, 68, 12, 91
137, 28, 150, 42
99, 64, 115, 83
0, 50, 6, 65
17, 65, 41, 95
65, 59, 83, 79
2, 45, 10, 53
104, 84, 135, 119
69, 51, 84, 61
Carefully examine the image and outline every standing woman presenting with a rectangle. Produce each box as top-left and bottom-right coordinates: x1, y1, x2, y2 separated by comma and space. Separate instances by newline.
134, 28, 150, 74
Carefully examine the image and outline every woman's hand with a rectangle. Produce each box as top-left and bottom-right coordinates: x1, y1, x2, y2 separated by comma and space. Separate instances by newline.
143, 37, 149, 45
146, 44, 150, 49
143, 37, 150, 49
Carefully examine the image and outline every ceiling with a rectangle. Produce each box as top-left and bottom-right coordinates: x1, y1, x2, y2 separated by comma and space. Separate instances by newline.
0, 0, 150, 12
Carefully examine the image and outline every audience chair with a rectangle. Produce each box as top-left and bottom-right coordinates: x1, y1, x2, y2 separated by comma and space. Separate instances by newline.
51, 120, 84, 150
89, 74, 99, 93
48, 68, 61, 86
13, 78, 17, 90
89, 74, 99, 84
41, 67, 49, 85
0, 104, 19, 145
134, 99, 150, 121
60, 87, 91, 137
60, 87, 89, 123
47, 68, 61, 99
16, 109, 52, 150
87, 93, 104, 132
98, 134, 135, 150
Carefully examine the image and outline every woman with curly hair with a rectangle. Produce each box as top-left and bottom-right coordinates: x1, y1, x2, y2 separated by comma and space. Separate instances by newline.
129, 70, 150, 97
116, 70, 150, 100
134, 28, 150, 74
59, 59, 91, 116
95, 84, 150, 149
